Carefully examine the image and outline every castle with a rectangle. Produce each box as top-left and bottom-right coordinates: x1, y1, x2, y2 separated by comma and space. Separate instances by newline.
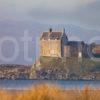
92, 44, 100, 54
40, 28, 89, 58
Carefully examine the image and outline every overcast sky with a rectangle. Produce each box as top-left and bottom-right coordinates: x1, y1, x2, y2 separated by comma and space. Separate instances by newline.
0, 0, 100, 30
0, 0, 100, 64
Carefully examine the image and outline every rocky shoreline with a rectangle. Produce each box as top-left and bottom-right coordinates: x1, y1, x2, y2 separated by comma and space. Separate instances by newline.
0, 64, 31, 80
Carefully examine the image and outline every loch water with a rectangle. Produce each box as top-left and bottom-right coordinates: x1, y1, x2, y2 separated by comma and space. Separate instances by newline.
0, 80, 100, 90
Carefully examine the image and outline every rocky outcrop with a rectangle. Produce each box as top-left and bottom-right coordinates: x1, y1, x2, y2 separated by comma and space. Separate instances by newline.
30, 57, 100, 80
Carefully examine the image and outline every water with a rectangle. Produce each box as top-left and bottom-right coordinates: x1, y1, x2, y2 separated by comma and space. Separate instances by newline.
0, 80, 100, 90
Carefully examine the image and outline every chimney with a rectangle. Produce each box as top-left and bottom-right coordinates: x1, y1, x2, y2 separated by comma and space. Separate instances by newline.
49, 28, 52, 33
48, 28, 52, 37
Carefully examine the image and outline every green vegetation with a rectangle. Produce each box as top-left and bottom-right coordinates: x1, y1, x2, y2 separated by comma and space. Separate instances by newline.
40, 56, 99, 73
34, 56, 100, 80
39, 56, 68, 79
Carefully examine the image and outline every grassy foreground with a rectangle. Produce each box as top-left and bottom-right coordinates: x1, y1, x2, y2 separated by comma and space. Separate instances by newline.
0, 84, 100, 100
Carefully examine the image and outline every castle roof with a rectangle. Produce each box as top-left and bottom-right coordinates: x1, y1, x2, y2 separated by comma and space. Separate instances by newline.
41, 29, 63, 40
68, 41, 85, 47
68, 41, 84, 45
68, 41, 78, 45
41, 32, 63, 40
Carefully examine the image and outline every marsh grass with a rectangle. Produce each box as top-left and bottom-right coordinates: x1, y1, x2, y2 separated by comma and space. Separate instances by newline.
0, 84, 100, 100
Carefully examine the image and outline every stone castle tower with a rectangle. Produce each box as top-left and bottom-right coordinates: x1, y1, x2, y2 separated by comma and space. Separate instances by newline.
40, 28, 69, 57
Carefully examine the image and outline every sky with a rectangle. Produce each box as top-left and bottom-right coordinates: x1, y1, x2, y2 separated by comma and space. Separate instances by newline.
0, 0, 100, 30
0, 0, 100, 64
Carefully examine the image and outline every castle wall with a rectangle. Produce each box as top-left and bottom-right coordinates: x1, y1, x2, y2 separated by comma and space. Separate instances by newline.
40, 39, 61, 57
70, 45, 78, 57
64, 46, 71, 57
92, 45, 100, 54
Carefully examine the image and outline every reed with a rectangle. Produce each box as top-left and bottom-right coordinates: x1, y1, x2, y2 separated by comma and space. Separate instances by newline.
0, 84, 100, 100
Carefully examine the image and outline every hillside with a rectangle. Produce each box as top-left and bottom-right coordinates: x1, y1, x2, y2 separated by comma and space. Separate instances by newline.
30, 57, 100, 80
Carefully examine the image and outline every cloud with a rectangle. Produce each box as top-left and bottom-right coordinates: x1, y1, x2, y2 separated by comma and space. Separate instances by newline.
0, 0, 96, 16
0, 0, 99, 30
65, 0, 100, 30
